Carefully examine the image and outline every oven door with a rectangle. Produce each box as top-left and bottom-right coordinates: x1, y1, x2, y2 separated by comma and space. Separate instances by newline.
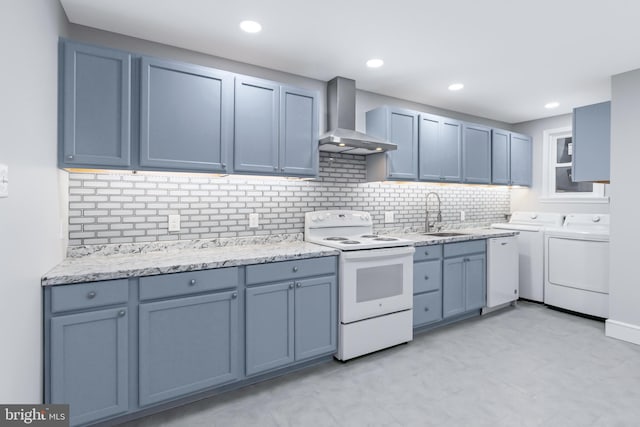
339, 246, 415, 324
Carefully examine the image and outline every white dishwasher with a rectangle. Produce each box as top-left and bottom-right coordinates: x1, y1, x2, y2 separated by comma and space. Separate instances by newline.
484, 236, 519, 312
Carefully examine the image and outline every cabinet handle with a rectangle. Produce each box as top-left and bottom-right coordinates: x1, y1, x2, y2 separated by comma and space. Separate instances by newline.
221, 163, 226, 169
118, 310, 126, 317
296, 282, 301, 288
87, 291, 96, 299
232, 292, 238, 299
424, 307, 430, 312
67, 155, 74, 160
424, 275, 429, 280
289, 283, 294, 289
281, 168, 285, 172
292, 266, 299, 272
464, 258, 470, 262
501, 242, 508, 246
189, 279, 196, 286
273, 166, 278, 171
424, 251, 429, 256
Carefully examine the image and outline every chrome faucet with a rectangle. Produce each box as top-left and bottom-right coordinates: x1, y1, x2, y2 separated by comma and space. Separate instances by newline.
425, 192, 442, 232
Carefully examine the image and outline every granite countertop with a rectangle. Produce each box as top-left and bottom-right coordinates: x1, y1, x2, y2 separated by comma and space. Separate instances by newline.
42, 228, 517, 287
42, 241, 339, 286
391, 228, 519, 246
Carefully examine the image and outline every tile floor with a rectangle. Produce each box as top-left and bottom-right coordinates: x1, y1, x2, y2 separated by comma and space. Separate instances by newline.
122, 302, 640, 427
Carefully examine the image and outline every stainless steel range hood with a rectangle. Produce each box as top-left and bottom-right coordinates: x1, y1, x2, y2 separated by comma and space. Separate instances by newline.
319, 77, 397, 155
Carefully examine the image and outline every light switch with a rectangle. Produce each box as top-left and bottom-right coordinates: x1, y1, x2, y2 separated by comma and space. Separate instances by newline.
384, 211, 394, 223
168, 214, 180, 232
0, 164, 8, 198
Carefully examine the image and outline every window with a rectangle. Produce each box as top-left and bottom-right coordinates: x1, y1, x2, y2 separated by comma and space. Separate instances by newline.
542, 127, 607, 202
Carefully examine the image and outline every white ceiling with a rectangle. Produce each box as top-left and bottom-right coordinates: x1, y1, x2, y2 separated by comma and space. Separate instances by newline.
59, 0, 640, 124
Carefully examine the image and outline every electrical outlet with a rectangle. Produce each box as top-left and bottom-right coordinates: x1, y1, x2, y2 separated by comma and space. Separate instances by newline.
0, 164, 8, 198
249, 213, 259, 228
384, 211, 395, 223
168, 214, 181, 232
460, 211, 466, 222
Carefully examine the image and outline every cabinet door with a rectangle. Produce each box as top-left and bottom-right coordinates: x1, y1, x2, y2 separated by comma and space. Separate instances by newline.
387, 108, 419, 179
50, 307, 128, 426
572, 101, 610, 182
440, 118, 463, 182
463, 124, 491, 184
510, 133, 532, 186
61, 41, 131, 167
464, 253, 486, 310
419, 114, 441, 181
234, 76, 280, 174
138, 291, 239, 406
140, 58, 233, 172
246, 282, 294, 375
294, 276, 337, 360
491, 129, 511, 185
443, 257, 465, 318
279, 86, 318, 176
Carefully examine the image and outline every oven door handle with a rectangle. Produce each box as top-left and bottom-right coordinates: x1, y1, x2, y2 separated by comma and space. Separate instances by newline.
340, 246, 415, 261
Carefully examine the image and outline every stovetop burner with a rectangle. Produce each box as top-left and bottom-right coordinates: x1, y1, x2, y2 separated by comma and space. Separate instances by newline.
324, 237, 348, 241
373, 237, 398, 241
341, 240, 361, 244
360, 234, 378, 238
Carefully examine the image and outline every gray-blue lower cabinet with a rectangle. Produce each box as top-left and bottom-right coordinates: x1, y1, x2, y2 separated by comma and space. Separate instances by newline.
50, 306, 129, 426
412, 245, 443, 328
443, 242, 486, 318
138, 290, 239, 407
245, 276, 337, 376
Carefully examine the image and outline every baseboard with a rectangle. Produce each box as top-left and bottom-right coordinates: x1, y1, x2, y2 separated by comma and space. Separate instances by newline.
605, 319, 640, 346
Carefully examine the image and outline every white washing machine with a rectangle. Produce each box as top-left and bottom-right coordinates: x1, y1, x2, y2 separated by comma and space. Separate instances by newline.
544, 214, 610, 318
491, 212, 564, 302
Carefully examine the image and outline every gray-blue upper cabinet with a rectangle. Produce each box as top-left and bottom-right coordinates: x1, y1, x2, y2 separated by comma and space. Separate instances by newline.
138, 289, 239, 407
419, 113, 462, 182
365, 106, 420, 180
60, 40, 131, 168
572, 101, 610, 182
234, 76, 318, 176
491, 129, 532, 186
140, 57, 233, 172
462, 123, 492, 184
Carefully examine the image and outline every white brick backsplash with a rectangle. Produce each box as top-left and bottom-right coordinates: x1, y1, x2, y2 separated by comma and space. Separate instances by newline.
67, 152, 511, 245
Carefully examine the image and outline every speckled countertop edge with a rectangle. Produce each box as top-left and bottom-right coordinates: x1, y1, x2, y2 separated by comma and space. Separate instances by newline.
42, 228, 517, 287
42, 241, 339, 286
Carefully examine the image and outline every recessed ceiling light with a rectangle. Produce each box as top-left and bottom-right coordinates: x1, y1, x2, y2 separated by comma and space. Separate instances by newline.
448, 83, 464, 91
366, 59, 384, 68
239, 20, 262, 33
545, 101, 560, 109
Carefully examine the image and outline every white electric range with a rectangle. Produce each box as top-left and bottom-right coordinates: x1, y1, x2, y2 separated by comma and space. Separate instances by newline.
305, 210, 415, 361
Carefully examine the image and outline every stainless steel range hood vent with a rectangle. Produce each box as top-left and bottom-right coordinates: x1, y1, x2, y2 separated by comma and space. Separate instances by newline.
319, 77, 397, 155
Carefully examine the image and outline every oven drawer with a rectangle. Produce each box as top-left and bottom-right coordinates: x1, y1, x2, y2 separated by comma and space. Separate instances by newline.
246, 256, 337, 285
413, 245, 442, 262
413, 260, 442, 294
51, 279, 129, 313
444, 240, 485, 258
413, 291, 442, 326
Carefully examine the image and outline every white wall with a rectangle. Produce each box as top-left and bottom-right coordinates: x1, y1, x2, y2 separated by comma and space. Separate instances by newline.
0, 0, 68, 402
606, 69, 640, 344
511, 114, 610, 215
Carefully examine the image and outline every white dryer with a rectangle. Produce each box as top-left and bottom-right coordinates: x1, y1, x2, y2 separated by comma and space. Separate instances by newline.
544, 214, 610, 318
491, 212, 564, 302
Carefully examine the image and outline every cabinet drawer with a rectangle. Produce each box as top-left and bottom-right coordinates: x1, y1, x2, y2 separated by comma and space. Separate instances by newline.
413, 244, 442, 262
414, 260, 442, 294
444, 240, 485, 258
51, 279, 129, 313
139, 267, 238, 301
246, 257, 336, 285
413, 291, 442, 326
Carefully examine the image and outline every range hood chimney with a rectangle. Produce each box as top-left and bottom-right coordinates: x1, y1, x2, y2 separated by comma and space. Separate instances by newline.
319, 77, 397, 155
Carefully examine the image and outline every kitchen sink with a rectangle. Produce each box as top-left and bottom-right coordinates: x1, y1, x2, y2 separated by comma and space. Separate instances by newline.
423, 232, 469, 237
